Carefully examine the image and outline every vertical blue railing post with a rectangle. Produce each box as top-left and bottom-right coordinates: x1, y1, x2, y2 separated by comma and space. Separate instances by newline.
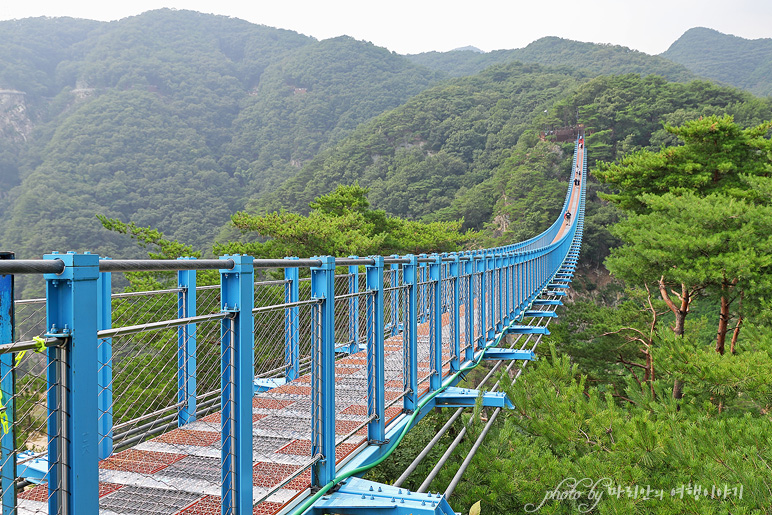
509, 253, 516, 320
219, 255, 254, 514
389, 255, 400, 337
475, 254, 486, 349
0, 252, 15, 515
502, 253, 511, 325
521, 253, 526, 306
402, 255, 419, 412
177, 258, 197, 427
449, 255, 461, 374
43, 251, 99, 515
284, 257, 300, 381
427, 256, 442, 391
486, 251, 496, 342
310, 256, 336, 486
348, 256, 360, 352
494, 252, 503, 333
365, 256, 385, 443
418, 254, 428, 323
97, 259, 113, 459
463, 255, 475, 363
530, 251, 538, 305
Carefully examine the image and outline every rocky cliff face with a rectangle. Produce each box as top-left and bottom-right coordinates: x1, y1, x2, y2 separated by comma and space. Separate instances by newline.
0, 90, 33, 142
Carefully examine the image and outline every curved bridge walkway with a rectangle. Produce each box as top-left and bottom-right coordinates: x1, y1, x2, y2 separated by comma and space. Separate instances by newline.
0, 135, 586, 515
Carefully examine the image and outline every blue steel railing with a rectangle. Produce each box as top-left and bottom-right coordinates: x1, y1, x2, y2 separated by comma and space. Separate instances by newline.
0, 138, 586, 515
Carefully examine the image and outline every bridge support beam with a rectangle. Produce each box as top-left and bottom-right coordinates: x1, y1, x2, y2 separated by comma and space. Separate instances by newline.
434, 387, 514, 409
524, 310, 557, 318
308, 477, 455, 514
532, 299, 562, 306
483, 348, 537, 361
505, 325, 550, 335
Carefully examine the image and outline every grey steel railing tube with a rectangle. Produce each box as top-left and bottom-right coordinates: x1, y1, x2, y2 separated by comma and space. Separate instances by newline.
394, 408, 465, 487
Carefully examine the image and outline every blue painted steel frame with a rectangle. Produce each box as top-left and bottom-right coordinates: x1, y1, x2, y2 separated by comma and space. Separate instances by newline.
427, 256, 442, 391
178, 258, 197, 427
311, 256, 336, 486
219, 255, 254, 514
0, 252, 15, 515
44, 251, 100, 515
366, 256, 385, 443
285, 257, 300, 381
97, 260, 113, 459
402, 255, 418, 413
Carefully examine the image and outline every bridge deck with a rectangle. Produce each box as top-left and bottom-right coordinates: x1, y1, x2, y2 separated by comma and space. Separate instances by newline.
552, 139, 584, 244
19, 313, 456, 515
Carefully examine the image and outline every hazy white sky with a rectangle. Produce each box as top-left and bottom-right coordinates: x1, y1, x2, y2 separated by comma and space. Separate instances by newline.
2, 0, 771, 55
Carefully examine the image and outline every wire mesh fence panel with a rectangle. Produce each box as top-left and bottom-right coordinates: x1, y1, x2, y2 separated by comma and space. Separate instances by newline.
459, 271, 471, 359
485, 269, 493, 338
9, 347, 60, 515
249, 304, 318, 509
254, 290, 290, 380
494, 268, 502, 329
441, 274, 456, 375
417, 279, 434, 388
332, 287, 369, 461
12, 299, 47, 343
190, 319, 224, 421
384, 266, 408, 415
196, 286, 221, 316
111, 290, 180, 330
97, 320, 229, 515
109, 328, 182, 432
473, 272, 483, 346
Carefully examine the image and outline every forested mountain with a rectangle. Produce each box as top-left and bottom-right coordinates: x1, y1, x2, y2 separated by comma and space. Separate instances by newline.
252, 70, 772, 266
662, 27, 772, 97
0, 10, 442, 259
407, 36, 697, 82
223, 36, 443, 198
254, 62, 584, 224
2, 10, 770, 266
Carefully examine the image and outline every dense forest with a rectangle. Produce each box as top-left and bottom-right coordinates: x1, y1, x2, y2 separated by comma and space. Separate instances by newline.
0, 9, 442, 259
3, 11, 770, 265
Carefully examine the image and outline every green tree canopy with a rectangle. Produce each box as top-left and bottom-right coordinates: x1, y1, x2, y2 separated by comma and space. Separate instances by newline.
594, 115, 772, 213
216, 183, 472, 258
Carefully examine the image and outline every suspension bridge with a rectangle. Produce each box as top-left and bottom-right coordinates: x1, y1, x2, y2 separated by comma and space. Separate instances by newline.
0, 136, 586, 515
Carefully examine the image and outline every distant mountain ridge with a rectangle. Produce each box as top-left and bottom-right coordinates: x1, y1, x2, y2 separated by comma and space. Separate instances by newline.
407, 36, 697, 82
661, 27, 772, 97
